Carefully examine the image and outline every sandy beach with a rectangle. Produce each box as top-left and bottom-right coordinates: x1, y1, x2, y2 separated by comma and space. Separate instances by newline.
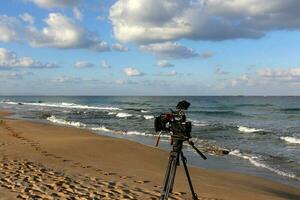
0, 110, 299, 200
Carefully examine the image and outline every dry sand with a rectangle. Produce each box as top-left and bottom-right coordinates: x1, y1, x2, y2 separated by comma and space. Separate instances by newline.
0, 110, 299, 200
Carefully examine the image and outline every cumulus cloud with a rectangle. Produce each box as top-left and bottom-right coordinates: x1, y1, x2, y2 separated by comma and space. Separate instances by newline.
28, 0, 82, 9
112, 43, 129, 52
0, 48, 59, 69
74, 61, 94, 68
110, 0, 300, 43
19, 13, 35, 25
100, 60, 111, 68
25, 13, 110, 52
123, 67, 144, 76
156, 60, 174, 68
140, 42, 199, 59
0, 15, 20, 42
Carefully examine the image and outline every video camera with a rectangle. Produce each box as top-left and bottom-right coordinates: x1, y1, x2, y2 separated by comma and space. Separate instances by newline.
154, 100, 192, 139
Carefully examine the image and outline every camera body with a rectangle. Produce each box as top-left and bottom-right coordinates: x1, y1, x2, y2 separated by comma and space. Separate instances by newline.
155, 100, 192, 139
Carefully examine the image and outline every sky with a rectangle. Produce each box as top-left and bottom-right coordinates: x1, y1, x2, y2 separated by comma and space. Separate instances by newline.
0, 0, 300, 96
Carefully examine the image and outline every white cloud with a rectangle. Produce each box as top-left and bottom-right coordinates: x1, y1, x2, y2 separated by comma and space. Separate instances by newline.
123, 67, 143, 76
257, 68, 300, 78
52, 76, 82, 83
28, 0, 82, 9
73, 7, 83, 21
229, 74, 252, 87
0, 71, 33, 79
0, 48, 58, 69
19, 13, 35, 25
110, 0, 300, 43
25, 13, 110, 52
74, 61, 94, 68
156, 60, 174, 68
0, 15, 20, 42
112, 43, 129, 52
100, 60, 111, 68
140, 42, 198, 59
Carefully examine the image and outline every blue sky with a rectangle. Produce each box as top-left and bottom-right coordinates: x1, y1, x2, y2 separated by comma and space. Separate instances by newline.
0, 0, 300, 95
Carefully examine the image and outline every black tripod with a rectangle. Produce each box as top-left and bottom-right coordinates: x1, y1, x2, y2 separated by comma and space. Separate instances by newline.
160, 136, 207, 200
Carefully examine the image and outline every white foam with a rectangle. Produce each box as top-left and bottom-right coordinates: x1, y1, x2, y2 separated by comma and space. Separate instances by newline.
280, 136, 300, 144
2, 101, 121, 111
191, 119, 209, 127
46, 115, 86, 128
141, 110, 149, 113
116, 112, 133, 118
230, 150, 299, 180
143, 115, 154, 120
90, 126, 112, 132
108, 112, 117, 115
124, 131, 169, 138
125, 131, 150, 136
238, 126, 263, 133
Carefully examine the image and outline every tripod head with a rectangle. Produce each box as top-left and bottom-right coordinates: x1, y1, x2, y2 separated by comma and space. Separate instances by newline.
154, 100, 207, 160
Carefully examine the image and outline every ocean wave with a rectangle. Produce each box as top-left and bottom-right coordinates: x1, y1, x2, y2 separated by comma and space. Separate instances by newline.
280, 136, 300, 144
280, 108, 300, 112
90, 126, 169, 138
116, 112, 133, 118
234, 103, 273, 107
46, 115, 87, 128
191, 110, 245, 117
238, 126, 264, 133
108, 112, 117, 115
230, 150, 299, 180
141, 110, 149, 113
1, 101, 121, 111
90, 126, 112, 132
143, 115, 154, 120
190, 120, 209, 127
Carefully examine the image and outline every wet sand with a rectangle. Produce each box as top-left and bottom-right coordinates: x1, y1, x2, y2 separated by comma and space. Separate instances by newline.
0, 110, 299, 200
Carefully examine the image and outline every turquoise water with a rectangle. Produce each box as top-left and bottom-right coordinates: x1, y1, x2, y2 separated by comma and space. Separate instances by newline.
1, 96, 299, 187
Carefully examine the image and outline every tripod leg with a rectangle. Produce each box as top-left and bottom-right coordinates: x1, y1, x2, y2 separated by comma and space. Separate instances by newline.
169, 153, 179, 193
180, 152, 198, 200
160, 151, 179, 200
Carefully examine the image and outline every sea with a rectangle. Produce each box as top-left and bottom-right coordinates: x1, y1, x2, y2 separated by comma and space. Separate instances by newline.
0, 96, 299, 187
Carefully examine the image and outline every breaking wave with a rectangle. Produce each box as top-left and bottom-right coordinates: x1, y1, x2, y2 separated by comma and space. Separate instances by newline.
46, 115, 87, 128
280, 136, 300, 144
238, 126, 264, 133
230, 150, 299, 180
116, 112, 133, 118
190, 120, 209, 127
143, 115, 154, 120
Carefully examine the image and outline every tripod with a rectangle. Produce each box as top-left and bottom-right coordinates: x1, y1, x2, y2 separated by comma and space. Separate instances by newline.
160, 136, 207, 200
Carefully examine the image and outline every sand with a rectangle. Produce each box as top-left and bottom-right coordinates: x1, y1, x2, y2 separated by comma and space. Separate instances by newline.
0, 110, 299, 200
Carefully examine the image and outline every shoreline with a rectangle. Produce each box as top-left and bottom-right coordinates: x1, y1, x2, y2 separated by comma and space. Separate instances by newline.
0, 109, 300, 199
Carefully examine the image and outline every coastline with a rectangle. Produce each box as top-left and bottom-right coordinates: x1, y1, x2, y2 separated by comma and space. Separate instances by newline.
0, 110, 299, 200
